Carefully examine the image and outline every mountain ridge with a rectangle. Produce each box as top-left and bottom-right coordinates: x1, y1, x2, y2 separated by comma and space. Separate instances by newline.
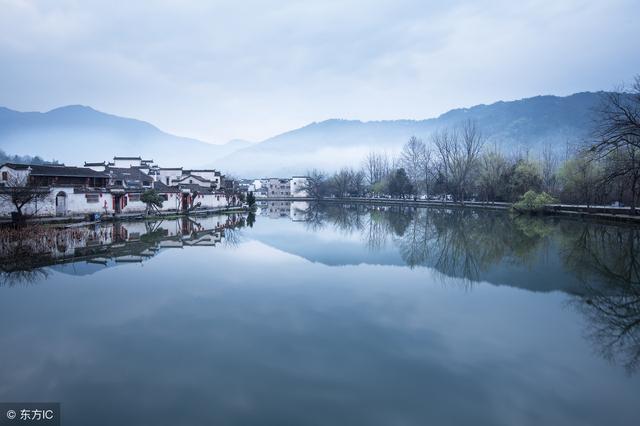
0, 91, 608, 175
219, 91, 606, 177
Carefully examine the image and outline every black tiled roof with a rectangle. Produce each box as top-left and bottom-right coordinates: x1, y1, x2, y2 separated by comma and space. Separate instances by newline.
153, 181, 180, 193
2, 163, 109, 178
105, 167, 153, 187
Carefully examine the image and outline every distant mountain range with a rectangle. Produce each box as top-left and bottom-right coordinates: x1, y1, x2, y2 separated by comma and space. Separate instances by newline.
221, 92, 605, 177
0, 92, 606, 176
0, 105, 251, 168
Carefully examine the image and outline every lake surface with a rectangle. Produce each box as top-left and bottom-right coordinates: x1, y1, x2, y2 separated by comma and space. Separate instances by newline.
1, 202, 639, 426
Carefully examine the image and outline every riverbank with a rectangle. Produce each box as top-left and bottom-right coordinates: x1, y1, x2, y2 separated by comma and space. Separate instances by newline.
263, 197, 640, 224
0, 206, 247, 227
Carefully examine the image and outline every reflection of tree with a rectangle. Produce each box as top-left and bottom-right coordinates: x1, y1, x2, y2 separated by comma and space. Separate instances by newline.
395, 209, 548, 284
561, 224, 640, 373
0, 269, 49, 287
301, 204, 549, 283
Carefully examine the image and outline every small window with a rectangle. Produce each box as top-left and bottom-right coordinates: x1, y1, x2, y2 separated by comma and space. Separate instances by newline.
166, 177, 170, 185
85, 194, 100, 203
1, 172, 7, 181
128, 193, 141, 202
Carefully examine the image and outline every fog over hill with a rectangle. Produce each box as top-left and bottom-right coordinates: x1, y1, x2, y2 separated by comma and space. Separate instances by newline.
0, 92, 605, 176
0, 105, 250, 167
221, 92, 605, 177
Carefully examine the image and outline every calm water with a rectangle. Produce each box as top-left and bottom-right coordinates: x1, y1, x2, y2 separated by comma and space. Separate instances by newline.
1, 202, 639, 426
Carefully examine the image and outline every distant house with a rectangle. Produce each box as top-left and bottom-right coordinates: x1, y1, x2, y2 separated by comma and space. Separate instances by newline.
290, 176, 310, 197
267, 178, 291, 197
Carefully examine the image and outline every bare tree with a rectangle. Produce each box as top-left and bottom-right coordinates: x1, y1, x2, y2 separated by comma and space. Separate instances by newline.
331, 168, 353, 197
541, 144, 559, 195
433, 120, 485, 202
0, 174, 50, 222
589, 76, 640, 212
592, 77, 640, 155
479, 147, 508, 202
362, 151, 390, 186
302, 169, 328, 199
419, 146, 434, 198
400, 136, 425, 192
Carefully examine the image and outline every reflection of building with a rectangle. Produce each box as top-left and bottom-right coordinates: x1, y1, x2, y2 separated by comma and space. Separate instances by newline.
257, 200, 309, 221
0, 215, 245, 275
290, 201, 309, 221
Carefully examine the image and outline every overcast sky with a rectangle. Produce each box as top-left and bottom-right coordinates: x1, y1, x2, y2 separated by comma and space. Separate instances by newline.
1, 0, 638, 143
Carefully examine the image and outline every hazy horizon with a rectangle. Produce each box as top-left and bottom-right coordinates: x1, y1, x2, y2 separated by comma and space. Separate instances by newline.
1, 0, 638, 143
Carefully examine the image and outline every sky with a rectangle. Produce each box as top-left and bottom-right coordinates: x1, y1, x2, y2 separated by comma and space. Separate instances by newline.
1, 0, 639, 144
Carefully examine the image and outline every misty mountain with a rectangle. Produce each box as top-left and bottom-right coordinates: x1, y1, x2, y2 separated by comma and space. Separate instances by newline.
222, 92, 605, 178
0, 105, 249, 167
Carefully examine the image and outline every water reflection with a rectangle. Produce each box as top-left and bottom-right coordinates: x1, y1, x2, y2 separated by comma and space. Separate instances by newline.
0, 214, 247, 286
560, 222, 640, 373
258, 201, 640, 373
2, 203, 640, 377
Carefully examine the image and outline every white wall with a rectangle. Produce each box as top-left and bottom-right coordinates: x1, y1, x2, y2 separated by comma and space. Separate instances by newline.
158, 169, 183, 186
113, 158, 142, 168
290, 177, 309, 197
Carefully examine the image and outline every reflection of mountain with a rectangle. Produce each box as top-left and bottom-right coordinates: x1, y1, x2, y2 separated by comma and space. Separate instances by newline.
249, 202, 640, 373
0, 214, 246, 284
248, 203, 634, 296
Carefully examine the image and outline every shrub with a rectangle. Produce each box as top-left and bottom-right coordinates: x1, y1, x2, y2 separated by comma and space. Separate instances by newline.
513, 190, 557, 212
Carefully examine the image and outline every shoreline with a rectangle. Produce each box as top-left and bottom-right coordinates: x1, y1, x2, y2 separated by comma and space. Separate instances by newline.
262, 197, 640, 224
0, 206, 248, 227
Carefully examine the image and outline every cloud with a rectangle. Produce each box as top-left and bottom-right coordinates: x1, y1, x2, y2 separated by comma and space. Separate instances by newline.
0, 0, 638, 143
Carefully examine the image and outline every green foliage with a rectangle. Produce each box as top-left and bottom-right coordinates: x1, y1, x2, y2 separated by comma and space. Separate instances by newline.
141, 189, 164, 210
513, 190, 557, 212
558, 155, 601, 204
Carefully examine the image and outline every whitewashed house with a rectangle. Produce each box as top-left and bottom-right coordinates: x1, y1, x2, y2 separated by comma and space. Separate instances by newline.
0, 163, 112, 217
1, 156, 233, 217
267, 178, 291, 198
290, 176, 310, 197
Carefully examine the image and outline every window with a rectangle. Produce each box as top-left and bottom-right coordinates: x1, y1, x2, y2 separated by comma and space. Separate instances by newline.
1, 172, 7, 181
166, 177, 170, 185
128, 193, 141, 202
159, 194, 168, 201
85, 194, 100, 203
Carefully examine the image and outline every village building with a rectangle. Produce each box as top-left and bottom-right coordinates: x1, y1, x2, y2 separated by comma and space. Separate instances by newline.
0, 156, 236, 218
290, 176, 310, 197
267, 178, 291, 197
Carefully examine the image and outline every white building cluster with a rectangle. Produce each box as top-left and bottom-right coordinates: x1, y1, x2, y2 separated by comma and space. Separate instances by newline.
0, 156, 237, 218
249, 176, 310, 198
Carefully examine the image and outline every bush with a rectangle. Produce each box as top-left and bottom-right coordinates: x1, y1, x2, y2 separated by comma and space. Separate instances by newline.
513, 190, 557, 212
